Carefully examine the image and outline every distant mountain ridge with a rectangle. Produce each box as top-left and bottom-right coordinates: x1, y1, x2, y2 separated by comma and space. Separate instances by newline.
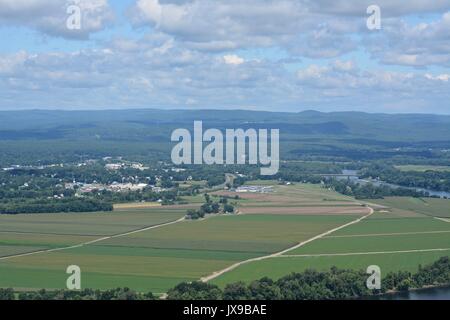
0, 109, 449, 166
0, 109, 449, 142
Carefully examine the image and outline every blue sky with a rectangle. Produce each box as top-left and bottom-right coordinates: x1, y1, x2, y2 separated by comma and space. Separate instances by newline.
0, 0, 449, 114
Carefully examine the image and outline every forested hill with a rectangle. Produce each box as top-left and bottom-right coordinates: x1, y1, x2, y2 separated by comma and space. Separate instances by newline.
0, 109, 449, 142
0, 109, 449, 165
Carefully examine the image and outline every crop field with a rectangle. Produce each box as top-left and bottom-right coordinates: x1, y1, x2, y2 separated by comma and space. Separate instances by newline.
287, 228, 450, 255
369, 197, 450, 218
2, 183, 449, 294
0, 183, 363, 292
212, 251, 450, 287
212, 215, 450, 287
113, 202, 162, 209
0, 207, 189, 258
215, 183, 368, 216
332, 215, 450, 235
99, 214, 354, 253
214, 183, 361, 215
0, 214, 354, 292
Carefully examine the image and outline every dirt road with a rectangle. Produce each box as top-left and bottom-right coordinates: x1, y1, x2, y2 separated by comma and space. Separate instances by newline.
0, 217, 186, 261
201, 206, 374, 282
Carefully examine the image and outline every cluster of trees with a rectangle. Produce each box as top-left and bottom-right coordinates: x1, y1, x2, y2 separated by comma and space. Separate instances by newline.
325, 179, 426, 199
360, 164, 450, 193
0, 198, 113, 215
94, 189, 179, 206
186, 194, 235, 220
0, 287, 155, 300
167, 257, 450, 300
167, 270, 372, 300
385, 256, 450, 291
167, 165, 233, 187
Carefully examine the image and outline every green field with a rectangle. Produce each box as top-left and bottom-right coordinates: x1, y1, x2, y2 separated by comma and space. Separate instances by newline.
1, 183, 450, 294
0, 183, 362, 292
0, 207, 188, 258
212, 216, 450, 286
332, 217, 450, 235
99, 214, 353, 253
0, 214, 353, 292
369, 197, 450, 218
212, 251, 450, 287
0, 208, 188, 235
287, 231, 450, 255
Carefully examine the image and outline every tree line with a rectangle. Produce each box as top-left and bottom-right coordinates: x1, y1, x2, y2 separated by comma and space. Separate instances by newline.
0, 287, 155, 300
360, 163, 450, 193
324, 179, 427, 199
0, 198, 113, 215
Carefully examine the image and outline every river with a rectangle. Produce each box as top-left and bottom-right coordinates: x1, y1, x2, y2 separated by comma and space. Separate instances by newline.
366, 286, 450, 300
336, 170, 450, 199
338, 169, 450, 300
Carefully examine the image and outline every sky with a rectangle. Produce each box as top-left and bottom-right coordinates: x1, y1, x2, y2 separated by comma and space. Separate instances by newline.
0, 0, 449, 114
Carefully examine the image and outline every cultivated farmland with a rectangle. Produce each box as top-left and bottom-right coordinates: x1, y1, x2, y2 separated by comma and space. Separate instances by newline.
369, 197, 450, 218
0, 207, 189, 258
1, 183, 449, 294
0, 214, 355, 292
212, 214, 450, 287
0, 183, 363, 292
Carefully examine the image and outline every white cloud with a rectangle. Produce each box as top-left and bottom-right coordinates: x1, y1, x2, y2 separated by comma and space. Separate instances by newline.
425, 73, 450, 82
333, 60, 355, 72
1, 0, 450, 113
366, 12, 450, 68
0, 0, 114, 39
1, 43, 449, 113
127, 0, 450, 64
223, 54, 244, 65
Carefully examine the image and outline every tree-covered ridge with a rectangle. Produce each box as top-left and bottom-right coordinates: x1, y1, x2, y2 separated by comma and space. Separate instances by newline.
1, 109, 450, 167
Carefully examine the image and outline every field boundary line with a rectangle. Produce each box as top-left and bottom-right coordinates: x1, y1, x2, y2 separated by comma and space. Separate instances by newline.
201, 206, 374, 282
0, 230, 106, 237
0, 217, 186, 261
324, 230, 450, 238
279, 247, 450, 258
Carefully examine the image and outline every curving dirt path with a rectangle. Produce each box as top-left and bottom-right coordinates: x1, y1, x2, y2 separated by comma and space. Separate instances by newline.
325, 230, 450, 238
0, 217, 186, 261
281, 247, 450, 258
200, 206, 374, 282
435, 217, 450, 223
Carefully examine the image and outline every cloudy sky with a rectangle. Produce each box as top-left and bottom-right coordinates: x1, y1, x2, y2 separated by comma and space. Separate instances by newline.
0, 0, 449, 114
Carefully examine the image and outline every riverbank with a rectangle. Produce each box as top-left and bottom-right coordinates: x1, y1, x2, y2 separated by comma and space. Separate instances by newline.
364, 284, 450, 300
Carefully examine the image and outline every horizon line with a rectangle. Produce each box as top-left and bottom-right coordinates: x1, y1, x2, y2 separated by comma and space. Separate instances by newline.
0, 107, 449, 117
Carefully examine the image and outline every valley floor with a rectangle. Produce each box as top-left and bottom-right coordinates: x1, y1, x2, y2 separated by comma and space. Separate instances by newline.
0, 182, 449, 293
